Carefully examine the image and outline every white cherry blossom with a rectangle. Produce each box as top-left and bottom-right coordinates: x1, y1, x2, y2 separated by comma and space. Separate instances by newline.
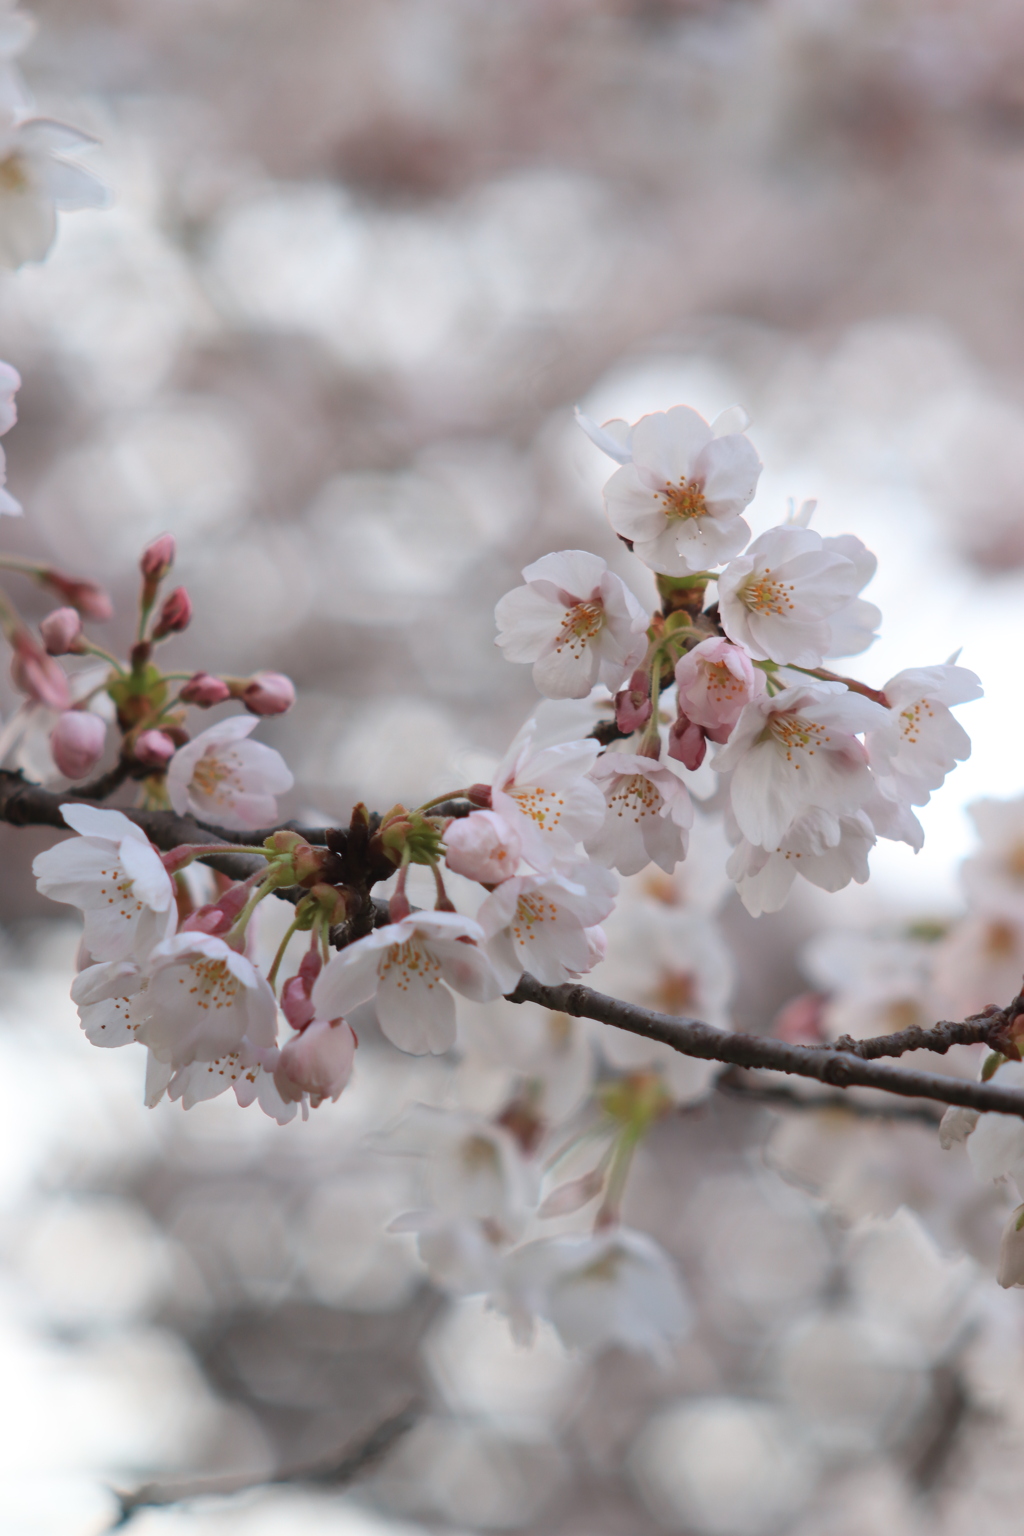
726, 808, 875, 916
866, 663, 981, 828
166, 714, 294, 831
718, 526, 860, 668
673, 636, 765, 737
960, 796, 1024, 923
70, 957, 147, 1047
379, 1105, 537, 1239
312, 910, 500, 1056
444, 810, 522, 885
33, 803, 176, 962
494, 549, 649, 700
477, 861, 618, 992
491, 732, 605, 872
132, 931, 277, 1070
496, 1226, 690, 1357
713, 682, 888, 850
0, 109, 107, 269
601, 405, 761, 575
584, 750, 694, 876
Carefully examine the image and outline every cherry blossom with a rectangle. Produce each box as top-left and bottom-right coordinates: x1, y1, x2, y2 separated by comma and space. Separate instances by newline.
717, 526, 861, 668
866, 663, 982, 830
477, 861, 618, 992
380, 1105, 537, 1238
600, 405, 761, 576
490, 732, 605, 872
70, 957, 147, 1047
274, 1018, 357, 1107
166, 714, 294, 831
496, 1226, 690, 1357
494, 549, 648, 700
584, 751, 694, 876
713, 682, 888, 850
444, 809, 522, 885
311, 910, 500, 1056
33, 804, 176, 962
673, 636, 765, 736
135, 931, 278, 1069
0, 109, 107, 269
960, 796, 1024, 923
726, 808, 875, 916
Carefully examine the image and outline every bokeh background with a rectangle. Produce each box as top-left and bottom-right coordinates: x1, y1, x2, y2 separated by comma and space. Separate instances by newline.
6, 2, 1024, 1533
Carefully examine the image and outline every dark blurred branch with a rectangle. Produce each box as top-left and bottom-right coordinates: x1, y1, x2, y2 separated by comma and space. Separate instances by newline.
714, 1064, 944, 1125
507, 975, 1024, 1119
107, 1398, 421, 1529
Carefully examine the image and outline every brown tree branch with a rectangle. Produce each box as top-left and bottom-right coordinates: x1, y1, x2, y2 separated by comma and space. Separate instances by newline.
714, 1065, 944, 1125
107, 1399, 421, 1529
507, 975, 1024, 1120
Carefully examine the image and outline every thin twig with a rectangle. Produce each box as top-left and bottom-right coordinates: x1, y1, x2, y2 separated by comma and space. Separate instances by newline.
107, 1399, 421, 1529
507, 975, 1024, 1120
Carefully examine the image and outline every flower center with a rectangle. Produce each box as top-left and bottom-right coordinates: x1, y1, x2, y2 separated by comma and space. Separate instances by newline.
898, 698, 935, 745
766, 713, 832, 765
378, 939, 441, 992
0, 154, 27, 194
181, 957, 242, 1010
607, 772, 662, 824
554, 600, 604, 658
705, 660, 745, 701
192, 750, 243, 802
510, 786, 565, 833
659, 477, 707, 521
513, 890, 557, 941
741, 567, 796, 617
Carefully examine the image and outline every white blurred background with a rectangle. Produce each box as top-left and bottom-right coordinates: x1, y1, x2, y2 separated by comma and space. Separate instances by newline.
6, 2, 1024, 1533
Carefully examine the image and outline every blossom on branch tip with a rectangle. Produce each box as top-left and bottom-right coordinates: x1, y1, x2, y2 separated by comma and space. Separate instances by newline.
50, 709, 105, 780
717, 526, 860, 668
495, 549, 648, 700
166, 714, 294, 831
477, 861, 618, 992
135, 931, 278, 1069
33, 804, 176, 962
585, 751, 694, 876
491, 733, 604, 872
866, 663, 982, 827
713, 682, 888, 850
601, 405, 761, 576
444, 810, 522, 885
311, 910, 500, 1056
726, 808, 876, 916
0, 110, 108, 269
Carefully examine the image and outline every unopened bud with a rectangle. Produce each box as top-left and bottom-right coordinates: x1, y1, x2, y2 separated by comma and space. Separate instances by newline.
140, 533, 176, 582
281, 976, 316, 1031
42, 570, 113, 622
238, 672, 295, 716
445, 810, 521, 885
133, 729, 177, 769
614, 668, 652, 734
152, 586, 192, 639
466, 783, 493, 808
180, 672, 231, 707
50, 710, 106, 780
11, 630, 71, 711
667, 712, 706, 771
181, 879, 253, 936
40, 606, 82, 656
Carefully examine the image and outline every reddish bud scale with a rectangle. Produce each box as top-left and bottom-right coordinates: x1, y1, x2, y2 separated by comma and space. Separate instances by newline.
152, 586, 192, 639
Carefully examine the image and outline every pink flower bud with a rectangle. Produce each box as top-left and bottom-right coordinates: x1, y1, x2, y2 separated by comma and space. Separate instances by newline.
466, 783, 493, 808
42, 571, 113, 622
445, 810, 522, 884
134, 729, 177, 769
281, 976, 317, 1031
614, 668, 652, 734
667, 713, 707, 771
274, 1018, 357, 1107
11, 630, 71, 710
50, 710, 106, 780
239, 671, 295, 716
40, 607, 82, 656
152, 586, 192, 639
181, 879, 253, 935
140, 533, 176, 581
180, 671, 231, 707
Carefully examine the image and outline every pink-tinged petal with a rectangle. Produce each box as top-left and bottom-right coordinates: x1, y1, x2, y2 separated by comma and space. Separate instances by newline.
311, 942, 383, 1020
437, 940, 501, 1004
521, 549, 607, 599
604, 467, 678, 541
495, 584, 563, 662
58, 802, 149, 846
531, 639, 599, 700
